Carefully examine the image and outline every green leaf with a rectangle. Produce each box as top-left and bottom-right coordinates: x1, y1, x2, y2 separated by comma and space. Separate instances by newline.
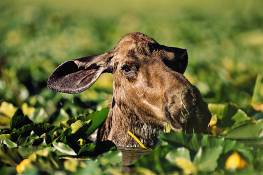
82, 108, 109, 136
78, 143, 96, 156
208, 103, 238, 128
135, 145, 171, 174
166, 147, 197, 174
226, 120, 263, 139
3, 138, 17, 148
53, 142, 77, 156
166, 147, 191, 164
97, 151, 122, 166
10, 123, 54, 144
193, 146, 223, 172
30, 108, 48, 123
160, 132, 250, 158
10, 109, 33, 129
0, 166, 16, 175
52, 109, 70, 126
208, 103, 226, 118
0, 134, 10, 140
73, 160, 102, 175
0, 147, 22, 166
0, 134, 17, 148
231, 109, 251, 128
251, 74, 263, 105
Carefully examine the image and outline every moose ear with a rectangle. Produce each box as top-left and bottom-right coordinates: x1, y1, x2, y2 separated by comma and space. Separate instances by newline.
47, 53, 113, 94
160, 45, 188, 74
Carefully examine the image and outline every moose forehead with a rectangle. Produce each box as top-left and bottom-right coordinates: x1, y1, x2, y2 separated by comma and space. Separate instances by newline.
113, 33, 178, 65
117, 32, 157, 48
114, 33, 158, 60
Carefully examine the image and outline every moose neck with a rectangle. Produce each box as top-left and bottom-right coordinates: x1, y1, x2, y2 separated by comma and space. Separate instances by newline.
98, 101, 164, 148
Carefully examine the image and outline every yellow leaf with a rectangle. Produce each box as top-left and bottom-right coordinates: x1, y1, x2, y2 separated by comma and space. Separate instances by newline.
70, 120, 83, 134
209, 126, 221, 136
0, 116, 11, 126
225, 152, 247, 171
25, 149, 50, 163
28, 153, 37, 161
22, 103, 35, 117
78, 138, 84, 146
208, 115, 221, 135
252, 103, 263, 112
105, 168, 124, 175
208, 115, 217, 127
175, 157, 197, 174
0, 102, 17, 117
16, 159, 32, 174
135, 167, 157, 175
164, 122, 172, 133
128, 130, 147, 149
64, 159, 78, 172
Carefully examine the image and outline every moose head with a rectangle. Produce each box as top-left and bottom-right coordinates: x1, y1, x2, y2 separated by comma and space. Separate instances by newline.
47, 32, 211, 148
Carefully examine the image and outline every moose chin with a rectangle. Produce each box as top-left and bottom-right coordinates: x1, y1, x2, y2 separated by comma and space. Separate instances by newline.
47, 32, 211, 148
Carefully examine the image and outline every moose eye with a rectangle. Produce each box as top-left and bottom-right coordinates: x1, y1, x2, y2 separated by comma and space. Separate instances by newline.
121, 64, 132, 73
121, 63, 138, 79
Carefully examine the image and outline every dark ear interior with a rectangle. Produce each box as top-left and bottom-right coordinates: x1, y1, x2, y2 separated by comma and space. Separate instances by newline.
161, 45, 188, 74
47, 54, 111, 94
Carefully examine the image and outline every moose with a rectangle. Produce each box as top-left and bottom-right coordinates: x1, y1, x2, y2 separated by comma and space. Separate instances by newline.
47, 32, 211, 148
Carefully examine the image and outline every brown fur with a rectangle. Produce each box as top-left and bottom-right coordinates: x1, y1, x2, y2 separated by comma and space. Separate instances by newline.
47, 32, 211, 148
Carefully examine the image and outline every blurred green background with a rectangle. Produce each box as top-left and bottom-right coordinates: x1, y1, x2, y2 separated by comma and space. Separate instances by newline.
0, 0, 263, 174
0, 0, 262, 110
